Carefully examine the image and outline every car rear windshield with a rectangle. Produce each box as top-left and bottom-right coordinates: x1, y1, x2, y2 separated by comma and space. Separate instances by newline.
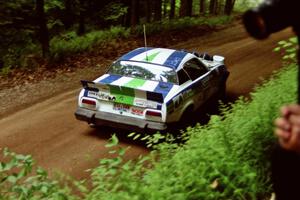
108, 60, 178, 84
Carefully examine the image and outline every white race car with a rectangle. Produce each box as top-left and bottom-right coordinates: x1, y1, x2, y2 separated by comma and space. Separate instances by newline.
75, 47, 229, 130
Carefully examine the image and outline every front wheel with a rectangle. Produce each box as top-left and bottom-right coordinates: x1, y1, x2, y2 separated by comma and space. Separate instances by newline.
218, 83, 227, 103
179, 106, 195, 129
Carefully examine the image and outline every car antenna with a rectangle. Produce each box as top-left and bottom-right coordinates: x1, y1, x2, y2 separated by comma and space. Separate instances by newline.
143, 24, 148, 61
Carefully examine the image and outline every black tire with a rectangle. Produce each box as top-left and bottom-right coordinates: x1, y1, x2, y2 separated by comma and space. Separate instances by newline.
218, 83, 227, 103
180, 106, 195, 128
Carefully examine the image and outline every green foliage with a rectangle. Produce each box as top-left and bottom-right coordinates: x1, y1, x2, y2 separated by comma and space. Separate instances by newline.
234, 0, 264, 12
0, 148, 77, 200
274, 37, 298, 64
49, 26, 130, 61
82, 41, 296, 199
134, 16, 232, 36
101, 2, 128, 22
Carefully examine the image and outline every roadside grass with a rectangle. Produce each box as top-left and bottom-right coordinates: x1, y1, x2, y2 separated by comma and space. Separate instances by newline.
0, 37, 297, 199
82, 62, 297, 200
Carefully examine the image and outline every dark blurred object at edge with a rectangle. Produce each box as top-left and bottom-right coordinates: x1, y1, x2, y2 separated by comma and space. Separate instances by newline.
243, 0, 300, 39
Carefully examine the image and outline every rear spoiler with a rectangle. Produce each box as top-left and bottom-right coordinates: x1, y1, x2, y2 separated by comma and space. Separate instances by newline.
81, 80, 164, 103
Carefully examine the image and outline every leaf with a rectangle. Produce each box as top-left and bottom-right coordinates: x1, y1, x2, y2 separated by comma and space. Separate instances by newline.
109, 150, 117, 154
105, 134, 119, 148
7, 175, 17, 184
278, 40, 286, 45
133, 134, 141, 140
141, 135, 150, 141
289, 37, 297, 44
210, 179, 219, 189
41, 185, 49, 194
283, 55, 290, 60
128, 132, 136, 137
273, 47, 281, 52
3, 148, 10, 157
36, 167, 48, 177
118, 148, 126, 156
0, 162, 5, 171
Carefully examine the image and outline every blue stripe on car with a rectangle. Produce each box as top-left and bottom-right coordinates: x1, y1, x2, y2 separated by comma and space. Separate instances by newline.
163, 50, 188, 69
98, 74, 122, 84
118, 47, 153, 61
153, 82, 174, 99
157, 104, 162, 110
83, 89, 89, 97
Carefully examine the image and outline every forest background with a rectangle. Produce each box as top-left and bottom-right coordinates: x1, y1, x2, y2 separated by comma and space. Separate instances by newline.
0, 0, 261, 76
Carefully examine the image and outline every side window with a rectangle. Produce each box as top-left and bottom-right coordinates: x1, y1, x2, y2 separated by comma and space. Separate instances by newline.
183, 58, 208, 81
177, 69, 190, 85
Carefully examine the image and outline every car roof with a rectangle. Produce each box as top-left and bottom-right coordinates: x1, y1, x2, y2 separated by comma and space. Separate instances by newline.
118, 47, 194, 70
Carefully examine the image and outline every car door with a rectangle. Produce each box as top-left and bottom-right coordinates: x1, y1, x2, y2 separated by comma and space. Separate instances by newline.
181, 58, 215, 108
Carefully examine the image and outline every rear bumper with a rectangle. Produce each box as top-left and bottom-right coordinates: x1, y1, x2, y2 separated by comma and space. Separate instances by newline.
75, 107, 167, 131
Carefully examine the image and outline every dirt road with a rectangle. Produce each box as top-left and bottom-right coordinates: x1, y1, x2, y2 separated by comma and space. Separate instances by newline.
0, 22, 294, 180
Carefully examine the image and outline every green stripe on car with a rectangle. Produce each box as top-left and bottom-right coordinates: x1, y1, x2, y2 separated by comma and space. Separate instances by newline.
144, 51, 160, 62
109, 85, 135, 105
124, 78, 147, 88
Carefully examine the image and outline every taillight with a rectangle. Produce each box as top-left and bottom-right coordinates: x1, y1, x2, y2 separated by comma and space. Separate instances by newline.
82, 99, 96, 105
146, 110, 162, 117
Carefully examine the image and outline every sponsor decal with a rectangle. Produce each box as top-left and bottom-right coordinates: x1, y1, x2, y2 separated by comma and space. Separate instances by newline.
182, 89, 193, 99
134, 99, 158, 109
201, 75, 210, 87
109, 85, 135, 105
131, 107, 144, 116
88, 91, 116, 101
113, 103, 130, 112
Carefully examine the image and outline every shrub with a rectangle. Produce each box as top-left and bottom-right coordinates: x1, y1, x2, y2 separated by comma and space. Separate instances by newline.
49, 26, 130, 61
82, 38, 297, 199
0, 148, 77, 200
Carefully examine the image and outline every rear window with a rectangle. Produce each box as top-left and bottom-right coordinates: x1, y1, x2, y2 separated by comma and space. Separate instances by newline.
108, 60, 178, 84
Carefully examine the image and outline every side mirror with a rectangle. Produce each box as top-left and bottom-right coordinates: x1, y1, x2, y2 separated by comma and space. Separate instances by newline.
213, 55, 225, 64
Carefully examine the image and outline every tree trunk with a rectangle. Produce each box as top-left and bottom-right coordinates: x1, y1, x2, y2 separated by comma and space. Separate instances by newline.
187, 0, 193, 16
180, 0, 193, 17
121, 0, 131, 27
199, 0, 205, 15
169, 0, 175, 19
224, 0, 235, 15
145, 0, 152, 22
63, 0, 73, 29
209, 0, 217, 15
36, 0, 49, 58
153, 0, 162, 21
77, 0, 85, 35
130, 0, 139, 31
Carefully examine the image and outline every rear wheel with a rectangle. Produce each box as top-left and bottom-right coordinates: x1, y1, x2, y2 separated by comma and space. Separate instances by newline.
180, 106, 195, 129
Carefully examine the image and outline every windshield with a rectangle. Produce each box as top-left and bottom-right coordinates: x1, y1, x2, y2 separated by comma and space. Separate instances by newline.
108, 60, 178, 84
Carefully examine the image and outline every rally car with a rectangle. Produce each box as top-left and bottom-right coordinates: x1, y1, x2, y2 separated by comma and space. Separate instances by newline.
75, 47, 229, 130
